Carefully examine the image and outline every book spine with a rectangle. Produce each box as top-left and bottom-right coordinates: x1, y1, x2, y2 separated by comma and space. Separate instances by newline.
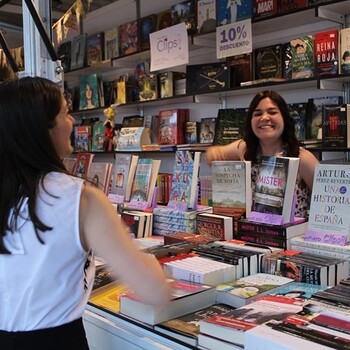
290, 244, 350, 262
291, 236, 350, 254
237, 221, 288, 238
237, 232, 289, 249
153, 207, 197, 219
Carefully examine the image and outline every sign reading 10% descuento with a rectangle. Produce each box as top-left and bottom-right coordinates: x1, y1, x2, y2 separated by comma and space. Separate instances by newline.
216, 19, 252, 59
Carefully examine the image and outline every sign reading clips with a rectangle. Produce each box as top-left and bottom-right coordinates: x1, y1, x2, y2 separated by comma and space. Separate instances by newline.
150, 22, 189, 72
216, 18, 252, 59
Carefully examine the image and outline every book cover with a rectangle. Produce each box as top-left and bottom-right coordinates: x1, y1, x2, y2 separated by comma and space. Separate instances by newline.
227, 52, 254, 88
186, 62, 229, 95
120, 280, 215, 325
237, 232, 290, 249
250, 156, 300, 225
252, 0, 278, 20
237, 218, 308, 239
110, 153, 133, 197
79, 74, 101, 110
73, 152, 94, 178
199, 117, 216, 144
254, 44, 284, 79
119, 19, 139, 56
212, 160, 252, 220
87, 162, 112, 195
305, 163, 350, 246
277, 0, 308, 14
74, 125, 91, 152
184, 121, 199, 144
339, 27, 350, 75
322, 104, 350, 148
314, 29, 338, 76
199, 295, 303, 346
197, 0, 216, 34
121, 211, 146, 238
217, 0, 253, 26
168, 150, 201, 210
156, 9, 172, 31
139, 73, 157, 101
57, 40, 71, 72
171, 0, 196, 34
86, 32, 104, 66
70, 33, 87, 70
130, 158, 153, 203
288, 102, 307, 142
158, 109, 189, 145
213, 108, 245, 145
290, 35, 314, 79
104, 26, 119, 59
196, 213, 234, 240
116, 127, 151, 151
91, 121, 105, 152
158, 71, 174, 98
138, 14, 156, 51
215, 273, 294, 308
154, 303, 235, 346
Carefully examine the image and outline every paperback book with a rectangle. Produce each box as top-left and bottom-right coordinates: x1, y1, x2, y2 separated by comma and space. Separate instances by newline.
196, 0, 216, 34
199, 117, 216, 144
314, 29, 338, 76
70, 33, 87, 70
86, 31, 104, 66
305, 163, 350, 246
73, 152, 94, 178
339, 27, 350, 75
196, 213, 234, 241
249, 156, 300, 225
87, 162, 113, 195
104, 26, 119, 59
290, 35, 314, 79
254, 44, 284, 80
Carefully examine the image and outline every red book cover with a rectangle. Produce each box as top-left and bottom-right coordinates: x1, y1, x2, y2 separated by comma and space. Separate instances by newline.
314, 29, 339, 76
253, 0, 278, 20
278, 0, 308, 15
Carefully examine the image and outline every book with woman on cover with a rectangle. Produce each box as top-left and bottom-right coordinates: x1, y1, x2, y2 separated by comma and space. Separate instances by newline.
249, 156, 300, 225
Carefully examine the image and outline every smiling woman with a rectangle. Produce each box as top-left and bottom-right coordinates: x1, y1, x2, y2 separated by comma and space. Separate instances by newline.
205, 90, 320, 218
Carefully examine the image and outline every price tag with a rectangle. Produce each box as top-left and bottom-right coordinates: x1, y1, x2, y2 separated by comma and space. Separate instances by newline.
216, 19, 252, 59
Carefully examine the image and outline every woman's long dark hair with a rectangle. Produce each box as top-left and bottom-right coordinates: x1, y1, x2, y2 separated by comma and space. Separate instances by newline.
0, 77, 69, 254
243, 90, 300, 163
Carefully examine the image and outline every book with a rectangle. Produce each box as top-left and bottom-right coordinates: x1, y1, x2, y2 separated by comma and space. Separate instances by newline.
305, 163, 350, 246
227, 52, 254, 88
288, 102, 307, 142
92, 264, 115, 291
236, 232, 291, 250
186, 62, 229, 95
339, 27, 350, 75
86, 32, 104, 66
119, 280, 216, 325
322, 104, 350, 148
119, 19, 139, 56
196, 0, 216, 34
158, 71, 174, 98
110, 154, 138, 201
91, 121, 105, 152
162, 256, 237, 286
154, 303, 235, 347
156, 9, 172, 31
212, 160, 252, 220
87, 162, 113, 195
73, 152, 94, 178
215, 273, 294, 308
158, 109, 189, 145
254, 44, 284, 80
115, 127, 151, 151
70, 33, 87, 70
252, 0, 278, 20
104, 26, 119, 59
198, 333, 244, 350
139, 73, 157, 101
314, 29, 338, 76
217, 0, 253, 26
237, 218, 308, 239
121, 210, 147, 238
168, 150, 201, 210
290, 35, 314, 79
196, 213, 234, 240
213, 108, 245, 146
171, 0, 196, 34
199, 295, 303, 346
277, 0, 308, 14
89, 281, 131, 313
57, 40, 71, 72
199, 117, 216, 144
138, 14, 156, 51
74, 125, 91, 152
249, 156, 300, 225
130, 158, 161, 207
79, 74, 101, 110
184, 121, 199, 144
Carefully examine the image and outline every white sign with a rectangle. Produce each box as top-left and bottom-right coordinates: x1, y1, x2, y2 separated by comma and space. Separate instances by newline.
216, 19, 252, 59
150, 22, 189, 72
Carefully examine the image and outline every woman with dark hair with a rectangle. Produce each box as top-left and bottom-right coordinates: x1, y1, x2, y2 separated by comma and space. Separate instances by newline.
206, 90, 319, 218
0, 76, 171, 349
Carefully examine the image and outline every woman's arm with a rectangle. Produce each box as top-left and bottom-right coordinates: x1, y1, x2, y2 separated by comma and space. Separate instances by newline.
205, 139, 246, 164
79, 186, 171, 305
298, 147, 319, 190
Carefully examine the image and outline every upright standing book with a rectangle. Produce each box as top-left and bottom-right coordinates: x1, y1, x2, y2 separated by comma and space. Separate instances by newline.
249, 156, 300, 225
104, 26, 119, 59
305, 163, 350, 246
86, 32, 105, 66
314, 29, 338, 76
290, 35, 314, 79
168, 150, 201, 210
197, 0, 216, 34
212, 160, 252, 220
339, 27, 350, 75
73, 152, 94, 178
